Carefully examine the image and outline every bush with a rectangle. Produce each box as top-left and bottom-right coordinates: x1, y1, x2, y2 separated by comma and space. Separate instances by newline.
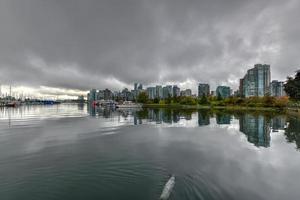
274, 96, 289, 108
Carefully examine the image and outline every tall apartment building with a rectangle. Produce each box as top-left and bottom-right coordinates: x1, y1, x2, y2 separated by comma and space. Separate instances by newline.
240, 64, 270, 97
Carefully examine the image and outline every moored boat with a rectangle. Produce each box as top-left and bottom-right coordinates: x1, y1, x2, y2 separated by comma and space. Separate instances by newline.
116, 101, 142, 109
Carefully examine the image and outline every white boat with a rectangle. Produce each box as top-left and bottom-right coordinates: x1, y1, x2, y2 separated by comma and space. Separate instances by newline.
116, 101, 142, 109
160, 175, 175, 200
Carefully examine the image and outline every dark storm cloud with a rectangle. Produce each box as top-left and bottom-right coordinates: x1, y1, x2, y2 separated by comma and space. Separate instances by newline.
0, 0, 299, 93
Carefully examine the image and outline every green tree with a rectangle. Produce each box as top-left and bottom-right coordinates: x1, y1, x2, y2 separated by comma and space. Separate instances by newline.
153, 97, 159, 104
165, 94, 172, 104
137, 92, 149, 103
198, 94, 209, 105
284, 71, 300, 100
217, 92, 223, 101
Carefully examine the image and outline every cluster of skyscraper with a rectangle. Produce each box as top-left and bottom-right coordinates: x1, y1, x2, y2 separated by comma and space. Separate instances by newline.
87, 63, 286, 102
198, 83, 231, 99
145, 84, 192, 100
239, 64, 285, 97
87, 83, 193, 102
198, 64, 286, 99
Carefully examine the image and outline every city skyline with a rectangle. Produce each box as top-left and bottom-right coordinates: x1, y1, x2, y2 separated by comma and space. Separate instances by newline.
1, 62, 288, 100
0, 0, 300, 98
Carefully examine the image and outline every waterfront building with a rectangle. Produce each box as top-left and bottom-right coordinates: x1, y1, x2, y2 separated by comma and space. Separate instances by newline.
77, 95, 85, 103
216, 86, 231, 98
239, 79, 244, 97
270, 80, 286, 97
180, 89, 192, 97
233, 90, 240, 97
88, 89, 97, 102
103, 89, 112, 100
156, 85, 163, 99
138, 84, 143, 90
134, 83, 138, 91
97, 90, 104, 100
163, 85, 173, 99
173, 85, 180, 97
240, 64, 271, 97
147, 87, 157, 100
198, 83, 210, 97
121, 88, 134, 101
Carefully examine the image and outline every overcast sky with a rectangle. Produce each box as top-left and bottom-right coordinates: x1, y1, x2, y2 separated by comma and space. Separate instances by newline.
0, 0, 299, 98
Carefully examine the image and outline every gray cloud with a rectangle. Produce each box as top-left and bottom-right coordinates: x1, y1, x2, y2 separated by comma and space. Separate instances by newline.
0, 0, 299, 95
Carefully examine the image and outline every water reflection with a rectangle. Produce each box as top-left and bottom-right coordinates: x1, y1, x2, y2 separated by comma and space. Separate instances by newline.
86, 105, 296, 149
198, 109, 211, 126
216, 112, 232, 125
239, 114, 271, 147
285, 116, 300, 149
1, 105, 300, 149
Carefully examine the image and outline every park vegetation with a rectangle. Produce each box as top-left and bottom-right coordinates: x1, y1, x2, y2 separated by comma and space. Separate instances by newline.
137, 91, 289, 109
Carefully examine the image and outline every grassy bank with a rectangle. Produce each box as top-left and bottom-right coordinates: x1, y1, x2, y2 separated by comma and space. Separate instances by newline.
136, 93, 292, 112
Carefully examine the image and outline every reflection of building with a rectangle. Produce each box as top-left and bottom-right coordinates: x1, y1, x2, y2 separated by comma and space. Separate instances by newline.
216, 86, 231, 98
271, 116, 286, 132
216, 113, 231, 124
198, 110, 210, 126
198, 83, 210, 97
162, 109, 172, 123
270, 80, 286, 97
172, 110, 180, 123
239, 114, 271, 147
240, 64, 271, 97
87, 104, 96, 116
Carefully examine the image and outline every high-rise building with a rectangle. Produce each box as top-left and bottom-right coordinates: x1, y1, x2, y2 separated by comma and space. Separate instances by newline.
198, 83, 210, 97
97, 90, 104, 100
138, 84, 143, 90
77, 95, 85, 103
147, 87, 157, 99
216, 86, 231, 98
134, 83, 138, 91
173, 85, 180, 97
103, 89, 112, 100
239, 79, 244, 97
270, 80, 286, 97
163, 85, 172, 99
156, 85, 163, 99
180, 89, 192, 97
88, 89, 97, 102
240, 64, 271, 97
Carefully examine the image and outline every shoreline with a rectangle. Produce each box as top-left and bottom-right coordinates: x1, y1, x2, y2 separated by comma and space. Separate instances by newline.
142, 104, 287, 112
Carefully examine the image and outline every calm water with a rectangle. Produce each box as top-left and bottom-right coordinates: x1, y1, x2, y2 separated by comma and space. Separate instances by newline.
1, 104, 300, 200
